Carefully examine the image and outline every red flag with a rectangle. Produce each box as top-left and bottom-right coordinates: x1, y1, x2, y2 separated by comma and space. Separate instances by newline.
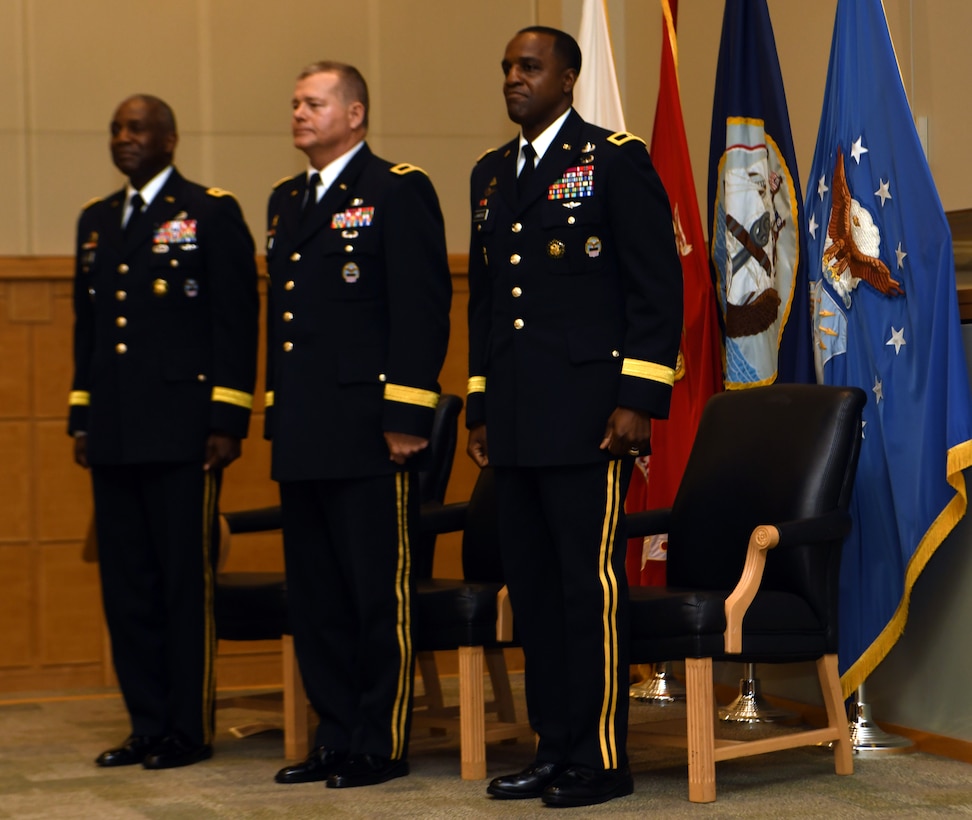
625, 0, 723, 587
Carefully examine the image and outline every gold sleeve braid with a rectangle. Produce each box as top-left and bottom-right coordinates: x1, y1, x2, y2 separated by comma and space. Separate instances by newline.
620, 358, 676, 386
384, 383, 439, 408
211, 386, 254, 409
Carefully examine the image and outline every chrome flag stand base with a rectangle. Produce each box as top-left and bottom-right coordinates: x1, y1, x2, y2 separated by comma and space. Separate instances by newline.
630, 662, 685, 703
719, 662, 796, 723
847, 684, 914, 755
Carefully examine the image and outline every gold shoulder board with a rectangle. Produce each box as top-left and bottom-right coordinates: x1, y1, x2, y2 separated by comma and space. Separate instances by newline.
606, 131, 646, 147
206, 187, 236, 198
81, 196, 103, 210
272, 175, 298, 190
475, 147, 498, 164
390, 162, 428, 176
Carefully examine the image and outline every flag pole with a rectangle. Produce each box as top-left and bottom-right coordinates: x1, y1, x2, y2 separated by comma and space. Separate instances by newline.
846, 683, 914, 753
718, 662, 795, 723
630, 662, 685, 703
706, 0, 812, 725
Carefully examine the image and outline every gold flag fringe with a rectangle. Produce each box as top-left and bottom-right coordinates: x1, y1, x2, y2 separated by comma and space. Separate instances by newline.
839, 437, 972, 698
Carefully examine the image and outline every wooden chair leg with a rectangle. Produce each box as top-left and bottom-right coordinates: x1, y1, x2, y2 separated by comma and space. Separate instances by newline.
458, 645, 487, 780
685, 657, 717, 803
416, 651, 445, 709
283, 634, 310, 760
818, 654, 853, 775
484, 647, 516, 723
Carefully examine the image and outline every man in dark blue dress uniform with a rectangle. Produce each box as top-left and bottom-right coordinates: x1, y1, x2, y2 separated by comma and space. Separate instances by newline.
466, 28, 683, 808
265, 62, 451, 789
69, 94, 259, 769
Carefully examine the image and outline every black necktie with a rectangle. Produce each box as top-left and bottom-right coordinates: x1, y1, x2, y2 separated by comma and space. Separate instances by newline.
125, 192, 144, 235
517, 143, 536, 199
301, 173, 321, 215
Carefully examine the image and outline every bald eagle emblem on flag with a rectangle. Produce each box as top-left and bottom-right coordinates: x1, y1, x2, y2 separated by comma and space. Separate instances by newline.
822, 148, 903, 308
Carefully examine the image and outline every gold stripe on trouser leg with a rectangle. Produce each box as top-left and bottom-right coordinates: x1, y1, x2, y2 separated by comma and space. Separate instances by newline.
596, 460, 623, 769
200, 470, 217, 744
390, 472, 414, 759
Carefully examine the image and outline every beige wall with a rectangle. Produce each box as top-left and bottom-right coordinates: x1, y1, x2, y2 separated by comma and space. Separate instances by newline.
3, 1, 970, 259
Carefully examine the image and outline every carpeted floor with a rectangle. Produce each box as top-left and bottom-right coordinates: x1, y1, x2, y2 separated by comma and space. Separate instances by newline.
1, 678, 971, 818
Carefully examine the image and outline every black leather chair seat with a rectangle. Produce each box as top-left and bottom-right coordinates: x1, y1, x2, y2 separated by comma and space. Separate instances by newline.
214, 572, 289, 641
629, 585, 827, 664
414, 578, 506, 649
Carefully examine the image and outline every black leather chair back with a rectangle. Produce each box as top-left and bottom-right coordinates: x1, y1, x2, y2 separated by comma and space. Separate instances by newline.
665, 384, 865, 651
460, 468, 502, 584
417, 394, 463, 507
412, 393, 463, 579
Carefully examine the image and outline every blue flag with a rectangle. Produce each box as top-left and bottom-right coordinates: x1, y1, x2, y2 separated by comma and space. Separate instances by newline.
707, 0, 814, 389
805, 0, 972, 696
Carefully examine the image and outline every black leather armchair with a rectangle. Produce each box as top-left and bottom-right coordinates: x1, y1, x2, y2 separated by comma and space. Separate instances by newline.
626, 383, 865, 802
412, 467, 533, 779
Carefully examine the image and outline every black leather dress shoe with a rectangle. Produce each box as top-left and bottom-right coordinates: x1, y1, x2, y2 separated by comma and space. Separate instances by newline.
95, 735, 163, 767
326, 754, 409, 788
486, 761, 568, 799
275, 747, 349, 784
141, 735, 213, 769
541, 765, 634, 808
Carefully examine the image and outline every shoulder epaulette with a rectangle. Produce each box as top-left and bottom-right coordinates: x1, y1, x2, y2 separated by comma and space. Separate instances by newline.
475, 147, 498, 164
606, 131, 646, 147
81, 196, 103, 211
206, 187, 236, 198
390, 162, 428, 177
272, 174, 298, 190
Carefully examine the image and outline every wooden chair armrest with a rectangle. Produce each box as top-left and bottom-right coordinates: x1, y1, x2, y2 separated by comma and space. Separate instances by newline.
496, 585, 514, 642
723, 524, 779, 653
722, 510, 850, 653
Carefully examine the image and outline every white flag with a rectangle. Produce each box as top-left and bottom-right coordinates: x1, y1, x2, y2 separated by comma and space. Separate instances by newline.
574, 0, 626, 132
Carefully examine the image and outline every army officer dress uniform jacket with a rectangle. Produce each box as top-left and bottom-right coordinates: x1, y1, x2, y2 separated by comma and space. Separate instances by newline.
466, 110, 683, 772
68, 167, 259, 747
264, 143, 451, 759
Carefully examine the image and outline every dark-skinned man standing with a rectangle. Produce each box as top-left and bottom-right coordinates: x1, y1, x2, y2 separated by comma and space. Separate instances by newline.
69, 95, 259, 769
265, 62, 451, 789
466, 28, 682, 807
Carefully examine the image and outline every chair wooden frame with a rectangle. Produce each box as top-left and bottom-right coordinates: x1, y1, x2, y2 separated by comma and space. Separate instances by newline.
215, 514, 311, 760
412, 585, 532, 779
628, 522, 852, 803
626, 384, 863, 802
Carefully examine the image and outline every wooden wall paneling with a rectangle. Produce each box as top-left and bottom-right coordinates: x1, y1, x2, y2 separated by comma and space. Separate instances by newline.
0, 545, 32, 668
39, 542, 103, 664
0, 301, 30, 418
0, 257, 485, 692
0, 421, 31, 542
